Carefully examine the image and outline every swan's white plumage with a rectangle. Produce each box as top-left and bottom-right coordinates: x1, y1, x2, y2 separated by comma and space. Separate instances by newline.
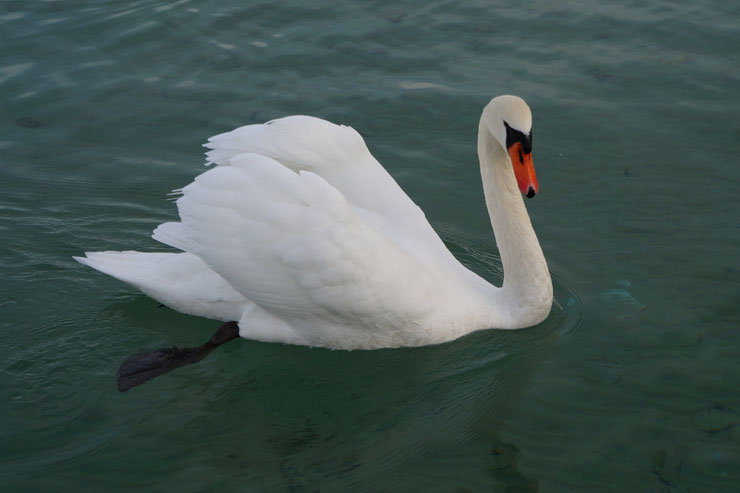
76, 96, 553, 349
152, 222, 188, 251
177, 152, 457, 347
74, 251, 247, 322
203, 116, 454, 271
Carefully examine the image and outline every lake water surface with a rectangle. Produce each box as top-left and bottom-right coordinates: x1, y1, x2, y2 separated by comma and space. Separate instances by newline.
1, 1, 739, 491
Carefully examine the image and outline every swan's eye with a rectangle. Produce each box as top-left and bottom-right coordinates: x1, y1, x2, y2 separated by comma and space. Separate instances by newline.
503, 121, 532, 154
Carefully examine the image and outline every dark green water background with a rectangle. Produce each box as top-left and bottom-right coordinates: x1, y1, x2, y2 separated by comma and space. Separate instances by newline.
1, 1, 739, 491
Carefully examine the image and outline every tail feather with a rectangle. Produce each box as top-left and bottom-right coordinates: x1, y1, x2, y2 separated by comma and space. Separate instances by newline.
74, 251, 248, 322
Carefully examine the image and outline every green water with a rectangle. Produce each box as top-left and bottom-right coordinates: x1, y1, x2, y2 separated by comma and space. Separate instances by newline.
2, 1, 739, 491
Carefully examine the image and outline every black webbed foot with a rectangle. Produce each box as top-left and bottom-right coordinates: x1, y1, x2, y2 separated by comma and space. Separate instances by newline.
117, 321, 240, 392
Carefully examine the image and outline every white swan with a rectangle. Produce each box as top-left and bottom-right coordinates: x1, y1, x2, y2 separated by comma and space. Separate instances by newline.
76, 95, 551, 362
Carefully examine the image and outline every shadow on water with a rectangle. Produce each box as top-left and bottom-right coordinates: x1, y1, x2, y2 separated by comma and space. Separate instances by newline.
140, 327, 554, 492
3, 299, 567, 490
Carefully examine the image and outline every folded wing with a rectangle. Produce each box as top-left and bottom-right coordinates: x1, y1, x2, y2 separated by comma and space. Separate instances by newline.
203, 115, 454, 268
176, 153, 443, 339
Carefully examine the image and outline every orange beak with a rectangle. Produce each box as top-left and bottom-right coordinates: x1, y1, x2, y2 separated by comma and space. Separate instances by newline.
508, 142, 538, 198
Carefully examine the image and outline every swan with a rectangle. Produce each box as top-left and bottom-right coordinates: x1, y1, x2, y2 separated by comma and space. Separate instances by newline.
75, 95, 552, 391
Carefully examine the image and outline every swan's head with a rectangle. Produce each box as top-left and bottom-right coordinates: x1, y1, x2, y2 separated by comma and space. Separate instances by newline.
482, 95, 538, 198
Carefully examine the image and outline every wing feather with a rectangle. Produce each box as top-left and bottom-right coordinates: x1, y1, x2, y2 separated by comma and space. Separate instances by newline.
152, 222, 188, 251
177, 153, 441, 332
202, 116, 455, 270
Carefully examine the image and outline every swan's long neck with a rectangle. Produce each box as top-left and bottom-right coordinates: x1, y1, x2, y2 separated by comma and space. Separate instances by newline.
477, 120, 552, 327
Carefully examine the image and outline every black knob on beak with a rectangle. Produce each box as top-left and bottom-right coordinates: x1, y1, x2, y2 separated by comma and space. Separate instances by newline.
526, 186, 536, 198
